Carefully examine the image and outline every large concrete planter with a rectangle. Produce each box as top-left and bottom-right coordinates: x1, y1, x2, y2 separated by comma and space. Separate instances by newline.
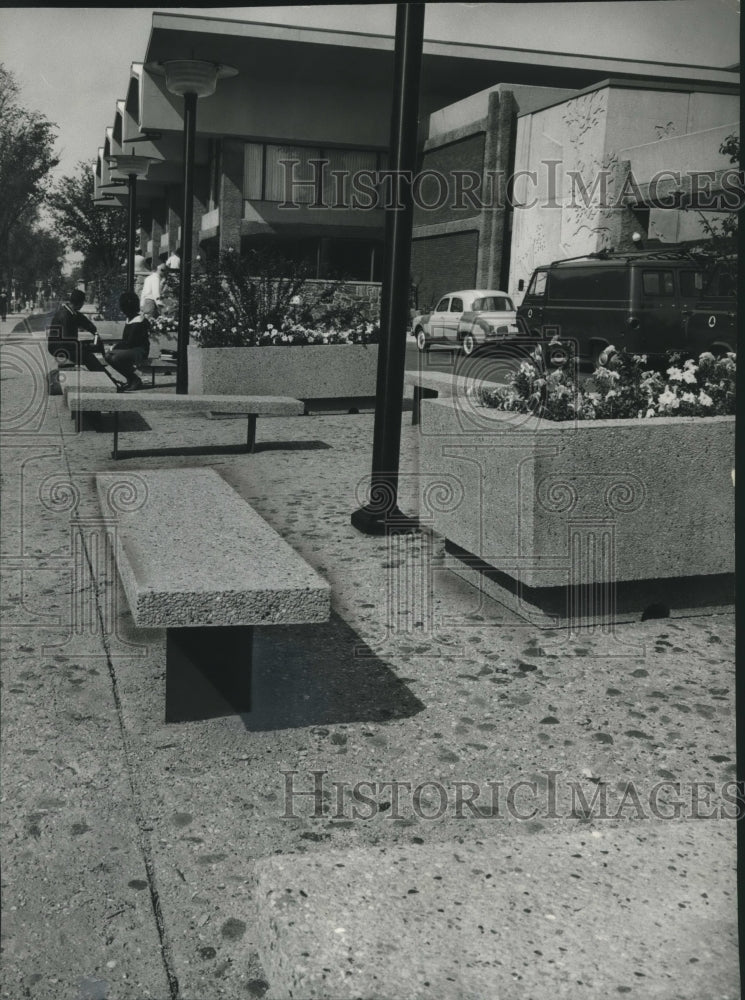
187, 344, 378, 400
418, 397, 735, 592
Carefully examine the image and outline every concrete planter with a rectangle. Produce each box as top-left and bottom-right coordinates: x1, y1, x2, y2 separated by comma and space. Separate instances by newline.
419, 397, 735, 589
187, 344, 379, 400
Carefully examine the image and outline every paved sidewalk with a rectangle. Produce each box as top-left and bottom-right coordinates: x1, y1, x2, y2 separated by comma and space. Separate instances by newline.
0, 335, 738, 999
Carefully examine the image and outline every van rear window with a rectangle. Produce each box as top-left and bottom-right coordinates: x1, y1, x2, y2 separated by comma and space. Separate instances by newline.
549, 267, 628, 300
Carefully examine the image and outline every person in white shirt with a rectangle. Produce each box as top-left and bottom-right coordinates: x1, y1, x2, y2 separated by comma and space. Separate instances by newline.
140, 260, 167, 316
165, 246, 181, 271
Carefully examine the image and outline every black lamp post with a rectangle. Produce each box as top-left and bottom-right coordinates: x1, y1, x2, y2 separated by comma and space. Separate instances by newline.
148, 60, 237, 394
351, 3, 425, 535
107, 151, 158, 292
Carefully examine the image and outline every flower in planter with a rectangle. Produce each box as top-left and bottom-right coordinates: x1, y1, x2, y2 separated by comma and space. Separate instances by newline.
478, 338, 736, 421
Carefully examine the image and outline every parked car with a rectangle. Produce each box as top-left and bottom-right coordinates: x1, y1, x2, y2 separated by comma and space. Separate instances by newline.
413, 289, 520, 354
516, 248, 736, 367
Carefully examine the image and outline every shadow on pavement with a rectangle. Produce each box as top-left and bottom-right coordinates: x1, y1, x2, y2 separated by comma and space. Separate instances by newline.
167, 612, 426, 730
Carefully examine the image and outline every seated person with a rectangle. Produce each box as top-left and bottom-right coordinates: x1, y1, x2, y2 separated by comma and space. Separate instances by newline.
47, 289, 106, 371
105, 291, 150, 392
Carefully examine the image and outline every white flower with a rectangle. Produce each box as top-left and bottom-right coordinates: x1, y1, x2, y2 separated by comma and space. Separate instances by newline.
681, 392, 696, 404
658, 388, 679, 410
683, 358, 697, 370
681, 369, 697, 384
699, 352, 715, 362
698, 391, 713, 407
645, 408, 655, 418
587, 391, 601, 403
666, 366, 683, 382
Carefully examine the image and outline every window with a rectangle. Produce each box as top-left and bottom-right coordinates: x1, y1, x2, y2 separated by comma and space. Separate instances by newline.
550, 267, 628, 300
642, 270, 675, 297
450, 298, 464, 312
322, 148, 378, 204
265, 144, 318, 204
244, 143, 263, 201
679, 270, 704, 297
434, 298, 450, 312
474, 295, 514, 312
244, 141, 385, 204
528, 271, 547, 297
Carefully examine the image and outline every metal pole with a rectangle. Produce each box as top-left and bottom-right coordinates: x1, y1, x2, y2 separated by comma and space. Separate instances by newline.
127, 174, 137, 293
176, 90, 197, 394
351, 2, 425, 535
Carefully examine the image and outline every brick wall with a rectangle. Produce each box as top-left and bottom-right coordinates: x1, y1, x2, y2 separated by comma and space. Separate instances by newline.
410, 230, 480, 311
413, 133, 485, 228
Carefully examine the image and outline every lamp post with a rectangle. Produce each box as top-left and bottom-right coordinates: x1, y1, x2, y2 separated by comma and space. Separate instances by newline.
107, 151, 158, 292
351, 3, 425, 535
147, 59, 237, 394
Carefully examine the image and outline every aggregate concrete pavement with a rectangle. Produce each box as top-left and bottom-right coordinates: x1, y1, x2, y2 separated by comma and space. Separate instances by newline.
0, 334, 738, 999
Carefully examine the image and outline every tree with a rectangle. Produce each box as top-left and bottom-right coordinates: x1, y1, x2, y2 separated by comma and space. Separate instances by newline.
47, 161, 128, 317
0, 65, 59, 282
698, 133, 739, 259
7, 207, 65, 304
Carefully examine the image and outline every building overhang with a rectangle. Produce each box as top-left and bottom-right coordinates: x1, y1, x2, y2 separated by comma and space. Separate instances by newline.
145, 11, 740, 95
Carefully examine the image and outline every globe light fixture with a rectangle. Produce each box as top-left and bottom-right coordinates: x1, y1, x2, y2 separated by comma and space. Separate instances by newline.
145, 59, 237, 392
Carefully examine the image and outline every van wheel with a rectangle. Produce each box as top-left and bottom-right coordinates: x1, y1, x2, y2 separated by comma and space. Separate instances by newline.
462, 333, 476, 356
415, 328, 429, 352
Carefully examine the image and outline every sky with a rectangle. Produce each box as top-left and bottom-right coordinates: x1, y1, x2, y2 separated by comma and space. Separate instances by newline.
0, 2, 740, 188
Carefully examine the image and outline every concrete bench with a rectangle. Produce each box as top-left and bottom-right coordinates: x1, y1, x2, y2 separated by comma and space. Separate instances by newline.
404, 370, 503, 424
61, 370, 117, 427
66, 390, 304, 459
96, 468, 330, 722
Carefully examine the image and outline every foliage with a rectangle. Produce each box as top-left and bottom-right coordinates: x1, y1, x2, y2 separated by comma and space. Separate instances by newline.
478, 338, 736, 421
47, 161, 129, 319
0, 64, 60, 281
697, 133, 739, 260
150, 248, 380, 346
6, 207, 65, 300
47, 161, 127, 276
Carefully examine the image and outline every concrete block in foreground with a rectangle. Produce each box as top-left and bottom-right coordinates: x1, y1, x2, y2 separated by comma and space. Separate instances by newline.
254, 824, 737, 999
61, 369, 117, 403
95, 468, 330, 627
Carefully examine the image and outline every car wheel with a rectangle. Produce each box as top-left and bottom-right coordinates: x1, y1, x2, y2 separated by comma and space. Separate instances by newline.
415, 328, 429, 352
462, 333, 476, 356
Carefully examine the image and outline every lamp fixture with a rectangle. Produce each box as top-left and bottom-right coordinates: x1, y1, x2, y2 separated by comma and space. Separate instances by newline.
145, 59, 237, 98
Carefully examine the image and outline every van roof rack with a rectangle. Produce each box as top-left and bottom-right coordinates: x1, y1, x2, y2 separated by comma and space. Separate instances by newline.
549, 246, 713, 266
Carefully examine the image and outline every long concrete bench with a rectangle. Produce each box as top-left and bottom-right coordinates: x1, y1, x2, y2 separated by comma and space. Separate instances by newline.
404, 370, 503, 424
67, 390, 304, 459
96, 468, 330, 722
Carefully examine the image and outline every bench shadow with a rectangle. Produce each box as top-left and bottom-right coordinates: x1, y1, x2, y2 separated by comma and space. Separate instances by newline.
93, 412, 152, 432
168, 612, 425, 729
251, 440, 331, 452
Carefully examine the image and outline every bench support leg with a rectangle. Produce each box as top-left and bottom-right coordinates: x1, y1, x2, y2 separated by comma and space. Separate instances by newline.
165, 625, 253, 723
246, 415, 257, 452
112, 411, 119, 460
412, 386, 438, 425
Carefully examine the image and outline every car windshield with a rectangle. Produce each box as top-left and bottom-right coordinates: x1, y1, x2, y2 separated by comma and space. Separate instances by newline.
473, 296, 513, 312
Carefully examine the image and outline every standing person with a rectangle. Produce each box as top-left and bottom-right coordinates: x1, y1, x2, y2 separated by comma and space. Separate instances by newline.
133, 254, 150, 300
140, 259, 166, 317
105, 291, 150, 392
47, 289, 106, 371
165, 246, 181, 271
0, 289, 7, 322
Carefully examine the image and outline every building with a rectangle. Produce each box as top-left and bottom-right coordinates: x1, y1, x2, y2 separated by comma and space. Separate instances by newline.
93, 11, 739, 310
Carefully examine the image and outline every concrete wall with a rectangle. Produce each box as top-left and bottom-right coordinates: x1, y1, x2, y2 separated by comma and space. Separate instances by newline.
508, 85, 739, 301
411, 83, 578, 308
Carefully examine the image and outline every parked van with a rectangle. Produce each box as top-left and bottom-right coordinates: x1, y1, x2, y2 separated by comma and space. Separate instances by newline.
517, 249, 736, 366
